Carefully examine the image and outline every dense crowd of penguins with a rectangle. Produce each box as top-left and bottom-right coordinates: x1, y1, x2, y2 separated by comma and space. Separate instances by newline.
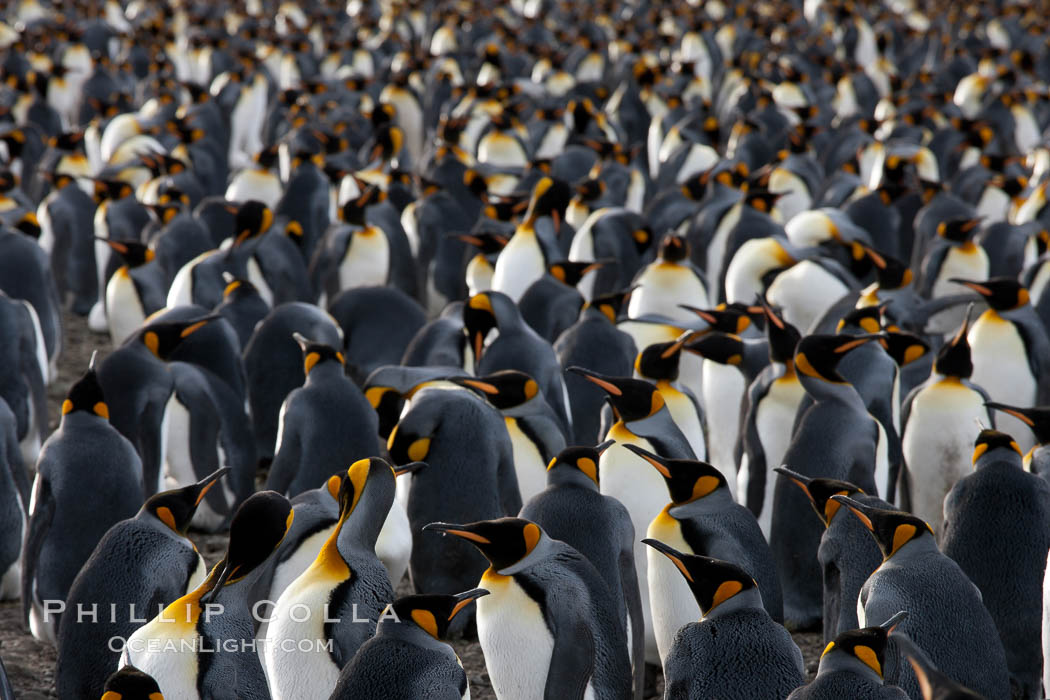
3, 0, 1050, 697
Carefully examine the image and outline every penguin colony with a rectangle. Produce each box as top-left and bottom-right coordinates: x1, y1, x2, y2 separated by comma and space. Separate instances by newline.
5, 0, 1050, 699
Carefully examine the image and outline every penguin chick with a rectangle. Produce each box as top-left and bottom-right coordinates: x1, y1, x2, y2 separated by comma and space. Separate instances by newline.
643, 539, 805, 699
426, 517, 633, 699
329, 589, 490, 699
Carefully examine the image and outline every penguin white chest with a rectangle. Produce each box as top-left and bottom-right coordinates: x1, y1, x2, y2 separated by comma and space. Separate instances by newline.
627, 264, 709, 323
645, 513, 699, 666
505, 418, 547, 505
750, 376, 805, 537
701, 360, 745, 498
902, 380, 988, 534
263, 573, 342, 699
376, 499, 413, 587
120, 618, 201, 700
106, 269, 146, 345
477, 572, 565, 700
339, 229, 390, 290
269, 527, 334, 603
660, 386, 706, 461
969, 314, 1037, 452
163, 395, 195, 494
767, 260, 849, 334
492, 231, 545, 302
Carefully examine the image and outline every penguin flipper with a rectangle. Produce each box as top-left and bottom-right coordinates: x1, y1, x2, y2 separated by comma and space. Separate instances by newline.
21, 475, 54, 627
619, 541, 645, 700
544, 615, 596, 700
740, 390, 769, 518
265, 410, 301, 497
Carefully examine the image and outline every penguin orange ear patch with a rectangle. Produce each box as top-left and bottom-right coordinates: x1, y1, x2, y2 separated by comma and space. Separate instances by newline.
304, 352, 321, 374
711, 580, 743, 609
93, 402, 109, 419
890, 524, 917, 557
522, 522, 541, 553
411, 609, 439, 638
854, 644, 882, 676
407, 437, 431, 462
61, 399, 73, 415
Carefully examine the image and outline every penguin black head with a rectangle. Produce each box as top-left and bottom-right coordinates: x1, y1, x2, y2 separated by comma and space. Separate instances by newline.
642, 540, 757, 617
877, 331, 930, 368
934, 307, 974, 378
221, 273, 259, 300
143, 467, 230, 535
830, 495, 934, 561
524, 176, 572, 229
760, 301, 801, 365
624, 444, 728, 505
233, 200, 274, 245
985, 403, 1050, 446
336, 457, 398, 517
548, 260, 604, 287
837, 306, 882, 335
292, 332, 345, 375
138, 316, 220, 360
102, 238, 155, 268
93, 179, 134, 202
463, 292, 499, 363
774, 467, 866, 527
449, 370, 539, 410
635, 340, 683, 381
821, 611, 909, 680
15, 212, 41, 239
585, 288, 632, 323
63, 353, 108, 420
567, 366, 665, 422
658, 234, 689, 263
890, 631, 986, 699
971, 429, 1022, 465
679, 304, 754, 335
454, 231, 509, 256
366, 385, 405, 442
207, 491, 293, 599
948, 277, 1029, 311
370, 124, 404, 162
682, 331, 747, 367
387, 589, 490, 640
425, 517, 546, 572
864, 246, 913, 289
546, 440, 614, 486
101, 664, 163, 700
937, 217, 982, 244
794, 333, 880, 383
340, 185, 384, 226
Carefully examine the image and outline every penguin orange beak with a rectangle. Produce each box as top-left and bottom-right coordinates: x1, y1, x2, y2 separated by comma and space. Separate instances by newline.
423, 522, 491, 544
773, 466, 812, 497
595, 438, 616, 455
193, 466, 232, 507
393, 461, 427, 477
622, 443, 672, 477
566, 366, 623, 396
829, 494, 875, 531
879, 610, 908, 632
947, 278, 991, 297
641, 538, 694, 582
449, 588, 490, 620
449, 377, 500, 395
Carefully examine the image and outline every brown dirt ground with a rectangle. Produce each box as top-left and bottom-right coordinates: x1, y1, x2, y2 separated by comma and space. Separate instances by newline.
1, 310, 825, 699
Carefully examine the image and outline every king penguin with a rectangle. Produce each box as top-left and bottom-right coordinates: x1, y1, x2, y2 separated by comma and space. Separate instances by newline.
330, 589, 490, 700
628, 443, 783, 670
450, 370, 566, 504
426, 517, 634, 699
772, 333, 886, 631
985, 403, 1050, 481
634, 340, 708, 461
941, 430, 1050, 700
787, 613, 910, 700
23, 356, 144, 645
953, 276, 1050, 454
520, 441, 645, 700
491, 177, 571, 301
264, 458, 397, 700
56, 469, 228, 699
463, 291, 572, 435
774, 468, 888, 642
833, 495, 1011, 699
900, 309, 993, 534
626, 233, 710, 323
643, 540, 805, 699
567, 366, 695, 664
738, 301, 803, 537
265, 333, 381, 497
120, 491, 294, 700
